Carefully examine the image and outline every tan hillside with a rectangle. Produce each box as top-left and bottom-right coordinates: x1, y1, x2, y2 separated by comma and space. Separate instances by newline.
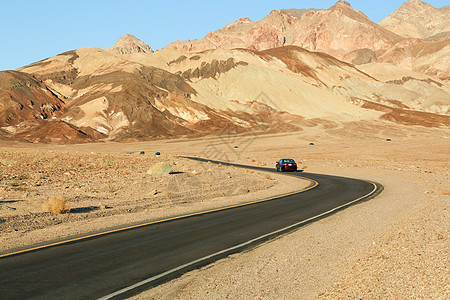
377, 38, 450, 79
379, 0, 450, 39
130, 45, 449, 118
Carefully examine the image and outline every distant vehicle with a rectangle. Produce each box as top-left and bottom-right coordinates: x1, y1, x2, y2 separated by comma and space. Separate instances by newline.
276, 158, 297, 172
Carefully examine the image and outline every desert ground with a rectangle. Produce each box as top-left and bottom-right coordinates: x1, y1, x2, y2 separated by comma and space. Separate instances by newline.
1, 121, 449, 299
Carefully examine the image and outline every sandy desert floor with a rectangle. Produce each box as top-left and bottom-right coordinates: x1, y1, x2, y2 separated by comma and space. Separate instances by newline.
1, 120, 449, 299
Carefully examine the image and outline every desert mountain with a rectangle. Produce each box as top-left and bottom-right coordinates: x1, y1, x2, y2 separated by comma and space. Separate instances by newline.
164, 1, 404, 61
105, 34, 154, 55
379, 0, 450, 39
0, 1, 449, 144
163, 0, 450, 78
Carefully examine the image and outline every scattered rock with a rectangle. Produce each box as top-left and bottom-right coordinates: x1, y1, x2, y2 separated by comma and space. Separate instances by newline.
147, 162, 172, 175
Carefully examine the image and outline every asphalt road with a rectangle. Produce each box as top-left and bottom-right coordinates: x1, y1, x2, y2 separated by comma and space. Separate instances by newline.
0, 158, 381, 300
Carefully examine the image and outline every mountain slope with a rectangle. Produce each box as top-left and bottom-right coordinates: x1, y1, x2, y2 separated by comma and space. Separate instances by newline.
129, 45, 449, 117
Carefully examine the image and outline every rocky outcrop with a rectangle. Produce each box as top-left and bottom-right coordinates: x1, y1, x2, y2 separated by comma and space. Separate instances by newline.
105, 34, 153, 55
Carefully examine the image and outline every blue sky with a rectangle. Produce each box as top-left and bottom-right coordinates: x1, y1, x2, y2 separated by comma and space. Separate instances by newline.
0, 0, 447, 71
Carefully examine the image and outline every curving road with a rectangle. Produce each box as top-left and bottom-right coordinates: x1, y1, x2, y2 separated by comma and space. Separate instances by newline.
0, 157, 381, 300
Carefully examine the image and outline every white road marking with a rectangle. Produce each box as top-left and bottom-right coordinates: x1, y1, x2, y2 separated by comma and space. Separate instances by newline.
98, 182, 378, 300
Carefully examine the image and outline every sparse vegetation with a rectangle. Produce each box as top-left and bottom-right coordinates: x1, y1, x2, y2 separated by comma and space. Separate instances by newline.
43, 195, 70, 214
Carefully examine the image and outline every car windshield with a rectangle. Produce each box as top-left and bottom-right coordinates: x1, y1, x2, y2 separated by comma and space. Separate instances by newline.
282, 159, 295, 163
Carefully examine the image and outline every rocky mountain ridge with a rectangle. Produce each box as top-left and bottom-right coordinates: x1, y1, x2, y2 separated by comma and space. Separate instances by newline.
379, 0, 450, 39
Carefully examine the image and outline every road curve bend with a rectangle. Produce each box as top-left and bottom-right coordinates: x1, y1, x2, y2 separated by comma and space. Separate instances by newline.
0, 158, 382, 300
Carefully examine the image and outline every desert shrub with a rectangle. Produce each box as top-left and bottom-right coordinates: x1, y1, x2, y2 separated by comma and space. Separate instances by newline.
43, 195, 70, 214
263, 174, 272, 180
147, 162, 172, 175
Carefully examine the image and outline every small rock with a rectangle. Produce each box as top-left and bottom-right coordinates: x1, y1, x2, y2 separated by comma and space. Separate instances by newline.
147, 162, 172, 175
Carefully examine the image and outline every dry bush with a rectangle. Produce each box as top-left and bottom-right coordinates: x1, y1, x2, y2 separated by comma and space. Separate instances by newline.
443, 190, 450, 195
263, 174, 272, 180
43, 195, 70, 214
162, 190, 171, 196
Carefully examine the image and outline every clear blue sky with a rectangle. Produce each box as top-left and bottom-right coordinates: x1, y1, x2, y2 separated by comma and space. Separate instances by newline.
0, 0, 447, 71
